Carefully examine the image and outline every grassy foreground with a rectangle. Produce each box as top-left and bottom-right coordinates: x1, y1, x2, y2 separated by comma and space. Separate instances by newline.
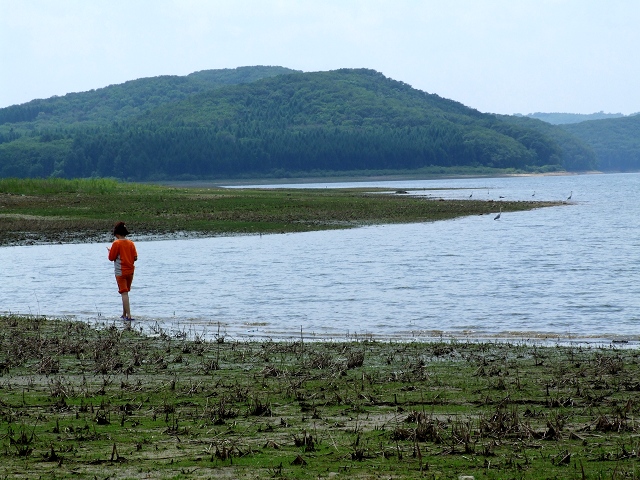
0, 178, 560, 246
1, 315, 639, 479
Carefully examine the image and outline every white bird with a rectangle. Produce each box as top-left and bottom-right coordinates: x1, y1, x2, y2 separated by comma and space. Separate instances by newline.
494, 208, 502, 220
567, 191, 573, 200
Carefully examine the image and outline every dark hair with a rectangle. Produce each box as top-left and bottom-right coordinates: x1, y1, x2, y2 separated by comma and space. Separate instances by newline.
113, 222, 129, 237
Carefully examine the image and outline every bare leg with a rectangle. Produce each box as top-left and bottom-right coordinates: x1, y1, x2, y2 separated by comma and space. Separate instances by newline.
121, 292, 132, 319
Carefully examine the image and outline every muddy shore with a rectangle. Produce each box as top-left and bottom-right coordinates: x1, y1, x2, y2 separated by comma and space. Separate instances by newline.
1, 314, 639, 479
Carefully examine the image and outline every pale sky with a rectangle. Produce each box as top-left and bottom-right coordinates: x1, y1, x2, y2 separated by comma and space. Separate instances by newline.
1, 0, 639, 115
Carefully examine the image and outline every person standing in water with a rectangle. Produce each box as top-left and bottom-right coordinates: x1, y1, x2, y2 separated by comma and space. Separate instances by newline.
107, 222, 138, 320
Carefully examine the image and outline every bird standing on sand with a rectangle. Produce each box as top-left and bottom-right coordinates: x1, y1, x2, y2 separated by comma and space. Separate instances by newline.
494, 208, 502, 220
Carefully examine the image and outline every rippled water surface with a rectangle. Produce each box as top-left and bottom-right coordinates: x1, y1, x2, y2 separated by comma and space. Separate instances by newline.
3, 173, 640, 344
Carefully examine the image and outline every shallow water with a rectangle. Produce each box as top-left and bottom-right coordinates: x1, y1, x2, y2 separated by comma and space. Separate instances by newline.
2, 172, 640, 345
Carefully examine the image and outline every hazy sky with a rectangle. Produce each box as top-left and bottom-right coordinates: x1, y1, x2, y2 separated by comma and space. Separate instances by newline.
2, 0, 639, 115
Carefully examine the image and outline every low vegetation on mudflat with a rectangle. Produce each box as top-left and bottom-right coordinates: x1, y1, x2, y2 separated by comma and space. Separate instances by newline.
1, 314, 639, 479
0, 178, 560, 246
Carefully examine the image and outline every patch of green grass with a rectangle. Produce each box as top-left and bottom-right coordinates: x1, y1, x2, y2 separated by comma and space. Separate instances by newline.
0, 177, 129, 195
1, 315, 639, 479
0, 178, 562, 246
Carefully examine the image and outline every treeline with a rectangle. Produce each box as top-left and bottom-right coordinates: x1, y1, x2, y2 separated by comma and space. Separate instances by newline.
497, 115, 598, 171
0, 67, 599, 180
525, 112, 627, 125
0, 66, 297, 128
60, 124, 546, 179
562, 114, 640, 171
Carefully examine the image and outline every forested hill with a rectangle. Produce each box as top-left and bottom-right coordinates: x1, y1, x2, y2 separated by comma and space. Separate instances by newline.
0, 67, 597, 180
0, 66, 298, 127
525, 112, 626, 125
561, 115, 640, 171
496, 115, 597, 172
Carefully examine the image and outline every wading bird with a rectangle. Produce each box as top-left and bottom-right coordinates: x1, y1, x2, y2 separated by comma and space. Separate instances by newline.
567, 191, 573, 200
494, 208, 502, 220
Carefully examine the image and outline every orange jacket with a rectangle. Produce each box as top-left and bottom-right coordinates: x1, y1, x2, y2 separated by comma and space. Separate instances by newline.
108, 238, 137, 276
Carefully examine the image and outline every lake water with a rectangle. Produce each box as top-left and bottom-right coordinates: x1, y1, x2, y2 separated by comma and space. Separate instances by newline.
2, 172, 640, 345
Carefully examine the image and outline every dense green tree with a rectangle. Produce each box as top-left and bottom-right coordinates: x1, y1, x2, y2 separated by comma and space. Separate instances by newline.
525, 111, 626, 125
0, 67, 600, 180
497, 115, 597, 171
562, 114, 640, 171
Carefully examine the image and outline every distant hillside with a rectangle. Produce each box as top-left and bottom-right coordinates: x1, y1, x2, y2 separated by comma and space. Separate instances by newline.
0, 66, 298, 128
525, 112, 626, 125
0, 67, 598, 180
498, 115, 598, 171
562, 114, 640, 170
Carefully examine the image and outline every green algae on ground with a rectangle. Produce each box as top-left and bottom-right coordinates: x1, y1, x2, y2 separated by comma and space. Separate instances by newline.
0, 178, 561, 246
1, 314, 639, 479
